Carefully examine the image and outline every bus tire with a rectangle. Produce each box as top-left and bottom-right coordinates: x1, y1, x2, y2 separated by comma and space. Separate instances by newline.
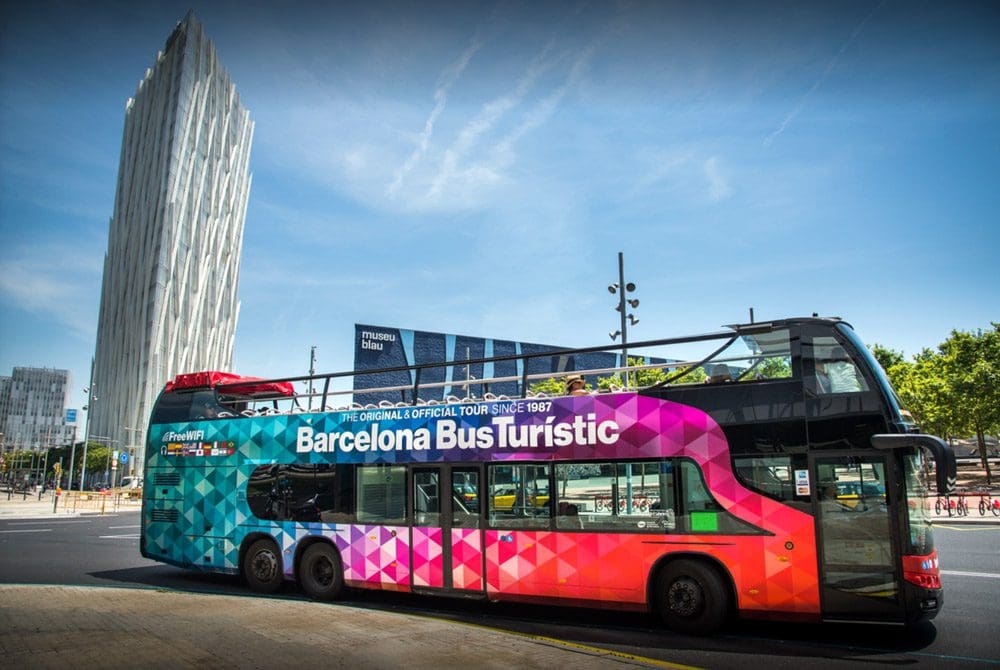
655, 559, 731, 635
299, 542, 344, 601
243, 538, 284, 594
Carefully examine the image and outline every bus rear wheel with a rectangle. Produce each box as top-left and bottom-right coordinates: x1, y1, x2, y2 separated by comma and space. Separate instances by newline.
655, 559, 731, 635
299, 543, 344, 601
243, 538, 284, 594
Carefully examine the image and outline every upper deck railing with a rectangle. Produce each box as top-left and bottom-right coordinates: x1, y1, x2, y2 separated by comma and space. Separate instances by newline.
214, 319, 801, 416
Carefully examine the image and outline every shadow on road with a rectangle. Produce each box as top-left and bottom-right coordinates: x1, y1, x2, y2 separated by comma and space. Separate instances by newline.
88, 565, 939, 666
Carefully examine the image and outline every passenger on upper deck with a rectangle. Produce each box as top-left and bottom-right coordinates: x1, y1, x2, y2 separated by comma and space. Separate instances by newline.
816, 346, 864, 394
564, 375, 588, 396
706, 364, 732, 384
194, 397, 236, 420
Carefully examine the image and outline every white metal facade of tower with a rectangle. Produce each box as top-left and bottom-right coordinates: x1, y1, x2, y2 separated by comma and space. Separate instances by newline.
90, 13, 253, 471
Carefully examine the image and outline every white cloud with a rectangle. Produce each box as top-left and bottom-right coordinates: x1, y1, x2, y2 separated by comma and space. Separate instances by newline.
425, 39, 559, 203
703, 157, 733, 202
764, 1, 884, 147
386, 37, 484, 198
0, 245, 101, 337
629, 149, 734, 204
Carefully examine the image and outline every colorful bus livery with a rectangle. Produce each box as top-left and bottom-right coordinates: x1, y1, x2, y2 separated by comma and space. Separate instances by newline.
141, 317, 955, 634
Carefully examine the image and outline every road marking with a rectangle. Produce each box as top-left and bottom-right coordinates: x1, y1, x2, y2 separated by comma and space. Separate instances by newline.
0, 529, 52, 534
8, 520, 92, 525
941, 570, 1000, 579
409, 611, 704, 669
108, 524, 140, 529
933, 524, 1000, 531
100, 534, 140, 539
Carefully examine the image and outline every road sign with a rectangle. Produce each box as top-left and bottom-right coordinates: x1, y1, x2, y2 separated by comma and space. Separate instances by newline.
119, 452, 129, 465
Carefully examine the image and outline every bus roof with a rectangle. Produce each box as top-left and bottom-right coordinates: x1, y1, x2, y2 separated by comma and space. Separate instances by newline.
164, 371, 295, 398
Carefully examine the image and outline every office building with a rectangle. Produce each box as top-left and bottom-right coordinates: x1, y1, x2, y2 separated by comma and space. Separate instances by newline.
90, 13, 253, 467
0, 367, 72, 452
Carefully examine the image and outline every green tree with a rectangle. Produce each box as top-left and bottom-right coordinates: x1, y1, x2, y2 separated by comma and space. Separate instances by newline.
79, 444, 113, 488
870, 344, 906, 377
893, 350, 956, 440
597, 356, 704, 390
939, 325, 1000, 484
528, 376, 590, 396
746, 356, 792, 380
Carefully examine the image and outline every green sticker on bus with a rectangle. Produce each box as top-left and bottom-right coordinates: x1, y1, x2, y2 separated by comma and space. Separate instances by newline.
690, 511, 719, 532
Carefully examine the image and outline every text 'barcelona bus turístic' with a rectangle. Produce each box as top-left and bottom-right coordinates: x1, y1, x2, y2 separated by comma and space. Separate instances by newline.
140, 317, 955, 634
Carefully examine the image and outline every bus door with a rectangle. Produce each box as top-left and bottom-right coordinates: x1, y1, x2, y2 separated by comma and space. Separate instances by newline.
410, 465, 485, 594
812, 453, 901, 621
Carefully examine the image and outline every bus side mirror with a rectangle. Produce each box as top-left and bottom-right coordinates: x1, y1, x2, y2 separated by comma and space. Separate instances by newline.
871, 434, 956, 494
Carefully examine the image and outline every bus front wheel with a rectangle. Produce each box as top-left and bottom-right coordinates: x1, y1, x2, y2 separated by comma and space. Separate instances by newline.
243, 538, 284, 594
299, 542, 344, 601
655, 559, 731, 635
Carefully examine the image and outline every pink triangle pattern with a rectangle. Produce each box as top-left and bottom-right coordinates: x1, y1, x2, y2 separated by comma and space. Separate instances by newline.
485, 394, 820, 615
451, 528, 484, 590
411, 527, 444, 587
333, 524, 411, 591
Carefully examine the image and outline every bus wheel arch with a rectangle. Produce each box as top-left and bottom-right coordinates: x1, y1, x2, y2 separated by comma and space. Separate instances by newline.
295, 538, 345, 601
649, 554, 735, 635
240, 535, 284, 594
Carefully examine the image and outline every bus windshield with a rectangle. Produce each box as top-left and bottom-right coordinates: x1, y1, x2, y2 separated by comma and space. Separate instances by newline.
836, 323, 916, 431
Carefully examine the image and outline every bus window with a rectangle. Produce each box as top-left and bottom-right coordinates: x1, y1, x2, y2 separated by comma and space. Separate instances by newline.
734, 456, 795, 501
414, 470, 440, 527
150, 391, 194, 423
813, 338, 868, 394
246, 465, 279, 520
488, 464, 550, 530
245, 464, 321, 522
315, 464, 354, 524
561, 461, 676, 532
735, 329, 793, 381
678, 460, 759, 534
452, 469, 480, 528
357, 465, 406, 524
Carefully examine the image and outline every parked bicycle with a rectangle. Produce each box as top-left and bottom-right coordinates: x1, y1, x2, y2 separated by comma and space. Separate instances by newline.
956, 490, 969, 516
975, 487, 1000, 517
934, 494, 952, 516
934, 491, 969, 517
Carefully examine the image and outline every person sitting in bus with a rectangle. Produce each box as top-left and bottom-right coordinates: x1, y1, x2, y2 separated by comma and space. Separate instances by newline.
557, 501, 583, 529
706, 364, 732, 384
194, 399, 235, 420
816, 346, 863, 394
815, 360, 832, 393
564, 375, 588, 396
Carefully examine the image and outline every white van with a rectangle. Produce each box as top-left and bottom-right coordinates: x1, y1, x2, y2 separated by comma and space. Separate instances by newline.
120, 476, 143, 490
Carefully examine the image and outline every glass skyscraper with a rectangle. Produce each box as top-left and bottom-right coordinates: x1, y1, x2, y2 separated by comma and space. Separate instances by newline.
90, 13, 253, 472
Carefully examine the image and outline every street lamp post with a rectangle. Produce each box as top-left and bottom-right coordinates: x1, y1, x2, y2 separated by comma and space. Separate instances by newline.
308, 345, 317, 410
80, 358, 95, 491
80, 386, 95, 491
121, 426, 143, 478
66, 424, 77, 491
608, 252, 639, 388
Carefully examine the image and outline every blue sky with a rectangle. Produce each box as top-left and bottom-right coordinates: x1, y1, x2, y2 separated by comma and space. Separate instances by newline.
1, 0, 998, 418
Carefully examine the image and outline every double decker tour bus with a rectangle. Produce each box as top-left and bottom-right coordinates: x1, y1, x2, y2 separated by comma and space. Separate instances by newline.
140, 317, 955, 634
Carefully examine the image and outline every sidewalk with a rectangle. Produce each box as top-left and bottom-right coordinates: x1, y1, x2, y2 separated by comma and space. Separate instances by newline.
0, 585, 668, 670
0, 490, 139, 517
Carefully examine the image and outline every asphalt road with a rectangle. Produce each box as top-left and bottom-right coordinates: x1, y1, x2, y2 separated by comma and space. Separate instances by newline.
1, 511, 998, 669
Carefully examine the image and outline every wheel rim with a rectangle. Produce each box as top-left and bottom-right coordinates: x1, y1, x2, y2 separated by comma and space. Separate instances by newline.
252, 549, 278, 582
667, 577, 703, 618
310, 555, 334, 587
